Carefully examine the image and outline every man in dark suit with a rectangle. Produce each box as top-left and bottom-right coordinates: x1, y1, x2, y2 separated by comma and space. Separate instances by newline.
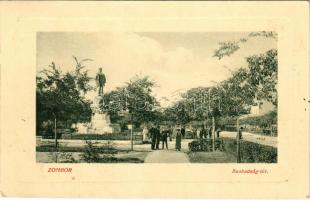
149, 125, 157, 150
161, 129, 169, 149
155, 125, 161, 149
181, 126, 186, 138
95, 67, 106, 96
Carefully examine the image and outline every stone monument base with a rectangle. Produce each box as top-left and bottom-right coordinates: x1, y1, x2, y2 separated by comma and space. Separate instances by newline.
88, 112, 120, 134
76, 95, 121, 134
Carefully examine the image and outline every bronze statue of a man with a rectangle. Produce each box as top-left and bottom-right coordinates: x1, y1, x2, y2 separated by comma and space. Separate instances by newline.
96, 67, 106, 96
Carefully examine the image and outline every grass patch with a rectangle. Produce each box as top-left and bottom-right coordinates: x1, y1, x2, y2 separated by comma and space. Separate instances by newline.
94, 156, 144, 163
36, 144, 128, 154
61, 133, 132, 140
36, 140, 151, 163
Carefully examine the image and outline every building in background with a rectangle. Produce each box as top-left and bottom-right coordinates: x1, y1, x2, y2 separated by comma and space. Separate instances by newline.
250, 100, 275, 116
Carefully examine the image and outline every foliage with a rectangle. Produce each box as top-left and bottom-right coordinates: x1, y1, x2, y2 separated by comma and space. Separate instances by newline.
36, 58, 93, 134
240, 110, 277, 127
82, 140, 101, 163
246, 49, 278, 105
220, 68, 256, 115
249, 31, 278, 41
164, 47, 277, 127
187, 151, 237, 163
56, 152, 77, 163
80, 140, 145, 163
223, 138, 277, 163
163, 100, 191, 125
61, 131, 146, 140
188, 140, 201, 152
103, 75, 160, 126
37, 143, 120, 154
213, 31, 277, 59
188, 139, 224, 152
213, 40, 241, 59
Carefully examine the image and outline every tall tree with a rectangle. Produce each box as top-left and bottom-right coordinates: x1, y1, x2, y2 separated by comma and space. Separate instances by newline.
36, 58, 93, 137
246, 49, 278, 105
103, 75, 160, 127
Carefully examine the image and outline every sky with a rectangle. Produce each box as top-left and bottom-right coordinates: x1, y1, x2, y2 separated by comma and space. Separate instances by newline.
37, 32, 276, 107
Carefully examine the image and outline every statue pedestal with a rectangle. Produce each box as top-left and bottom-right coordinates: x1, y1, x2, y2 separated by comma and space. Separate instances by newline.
89, 112, 113, 134
86, 95, 120, 134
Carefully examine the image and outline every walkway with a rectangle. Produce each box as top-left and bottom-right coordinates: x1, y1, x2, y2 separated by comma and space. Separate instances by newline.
144, 149, 190, 163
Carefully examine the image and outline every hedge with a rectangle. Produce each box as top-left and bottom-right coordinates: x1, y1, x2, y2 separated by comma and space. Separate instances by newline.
61, 133, 130, 140
188, 139, 224, 152
36, 144, 120, 154
188, 138, 277, 163
222, 138, 277, 163
60, 132, 146, 141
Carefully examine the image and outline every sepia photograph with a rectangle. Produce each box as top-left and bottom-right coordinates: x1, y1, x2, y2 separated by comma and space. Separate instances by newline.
1, 1, 309, 198
36, 32, 278, 163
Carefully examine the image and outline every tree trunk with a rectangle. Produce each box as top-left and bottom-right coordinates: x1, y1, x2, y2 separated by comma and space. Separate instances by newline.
130, 114, 133, 151
236, 117, 241, 163
54, 114, 58, 163
212, 116, 215, 151
54, 116, 58, 148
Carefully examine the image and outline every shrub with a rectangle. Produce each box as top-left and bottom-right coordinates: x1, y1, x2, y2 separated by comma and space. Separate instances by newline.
188, 140, 200, 152
62, 133, 131, 140
57, 152, 77, 163
222, 138, 277, 163
188, 138, 277, 163
82, 140, 101, 163
188, 139, 224, 152
36, 144, 120, 154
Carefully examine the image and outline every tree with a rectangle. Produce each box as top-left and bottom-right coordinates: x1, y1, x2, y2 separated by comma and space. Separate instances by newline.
213, 31, 277, 60
246, 49, 278, 105
219, 68, 255, 116
36, 58, 93, 140
103, 75, 160, 127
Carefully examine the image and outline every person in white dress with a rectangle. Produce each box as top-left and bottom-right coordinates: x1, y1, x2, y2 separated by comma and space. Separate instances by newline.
142, 125, 149, 143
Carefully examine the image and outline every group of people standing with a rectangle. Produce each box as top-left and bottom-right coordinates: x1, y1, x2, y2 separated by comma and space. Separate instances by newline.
141, 124, 224, 151
144, 125, 185, 151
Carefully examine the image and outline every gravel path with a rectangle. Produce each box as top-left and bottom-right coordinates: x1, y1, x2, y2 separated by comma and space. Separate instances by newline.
144, 149, 190, 163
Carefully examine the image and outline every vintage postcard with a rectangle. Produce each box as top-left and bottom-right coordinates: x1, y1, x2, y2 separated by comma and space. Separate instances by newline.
0, 1, 309, 198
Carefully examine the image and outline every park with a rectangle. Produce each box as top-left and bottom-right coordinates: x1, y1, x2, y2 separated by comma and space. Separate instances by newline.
36, 32, 278, 163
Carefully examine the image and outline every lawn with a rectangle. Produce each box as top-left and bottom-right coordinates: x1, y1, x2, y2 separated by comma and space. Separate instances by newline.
188, 151, 237, 163
36, 150, 150, 163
